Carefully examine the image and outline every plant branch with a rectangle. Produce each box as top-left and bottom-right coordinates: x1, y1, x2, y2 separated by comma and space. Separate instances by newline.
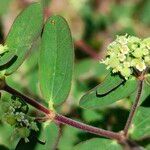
54, 114, 123, 141
3, 83, 124, 142
123, 79, 144, 137
3, 84, 52, 115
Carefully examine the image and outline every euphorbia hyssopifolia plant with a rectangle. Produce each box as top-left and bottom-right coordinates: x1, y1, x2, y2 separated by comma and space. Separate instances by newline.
0, 3, 149, 150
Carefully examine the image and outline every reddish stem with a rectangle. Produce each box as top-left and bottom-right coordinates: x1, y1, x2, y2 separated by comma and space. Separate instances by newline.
55, 114, 123, 141
124, 79, 144, 136
3, 83, 124, 142
3, 84, 51, 115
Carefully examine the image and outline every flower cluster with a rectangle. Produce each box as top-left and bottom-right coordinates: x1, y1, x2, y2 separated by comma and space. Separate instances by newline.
101, 34, 150, 79
1, 96, 39, 143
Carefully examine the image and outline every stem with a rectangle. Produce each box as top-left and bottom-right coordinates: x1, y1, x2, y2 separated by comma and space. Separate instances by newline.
3, 84, 52, 115
3, 84, 124, 141
55, 114, 123, 141
124, 79, 144, 137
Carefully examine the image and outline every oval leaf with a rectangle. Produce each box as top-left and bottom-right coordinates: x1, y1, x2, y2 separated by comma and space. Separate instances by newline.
1, 3, 43, 75
79, 77, 138, 109
39, 15, 74, 106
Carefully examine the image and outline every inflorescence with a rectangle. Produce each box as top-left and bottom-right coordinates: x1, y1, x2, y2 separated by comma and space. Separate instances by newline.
101, 34, 150, 80
1, 96, 39, 143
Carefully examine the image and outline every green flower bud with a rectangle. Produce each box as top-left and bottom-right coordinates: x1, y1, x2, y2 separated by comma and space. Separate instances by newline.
30, 122, 39, 131
145, 56, 150, 65
142, 37, 150, 49
132, 48, 143, 58
142, 48, 149, 56
5, 114, 16, 126
15, 112, 25, 122
21, 105, 28, 114
17, 127, 30, 139
120, 67, 132, 80
13, 100, 22, 109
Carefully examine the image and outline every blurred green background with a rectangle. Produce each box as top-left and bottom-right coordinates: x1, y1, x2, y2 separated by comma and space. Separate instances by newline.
0, 0, 149, 149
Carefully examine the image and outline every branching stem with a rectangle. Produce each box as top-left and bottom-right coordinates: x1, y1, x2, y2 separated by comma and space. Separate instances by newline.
3, 83, 124, 142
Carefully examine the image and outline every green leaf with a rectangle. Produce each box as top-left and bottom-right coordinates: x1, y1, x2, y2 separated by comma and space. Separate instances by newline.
39, 15, 74, 106
96, 73, 124, 95
35, 122, 59, 150
74, 59, 108, 79
0, 52, 16, 67
130, 107, 150, 140
1, 3, 43, 75
0, 123, 19, 149
74, 138, 122, 150
79, 76, 138, 109
58, 126, 79, 150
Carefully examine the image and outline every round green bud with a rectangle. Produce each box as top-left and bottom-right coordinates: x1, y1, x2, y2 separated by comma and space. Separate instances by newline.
30, 122, 39, 131
5, 114, 16, 126
17, 127, 30, 138
13, 100, 22, 109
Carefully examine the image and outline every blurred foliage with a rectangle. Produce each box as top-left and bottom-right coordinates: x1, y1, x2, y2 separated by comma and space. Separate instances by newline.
0, 0, 149, 149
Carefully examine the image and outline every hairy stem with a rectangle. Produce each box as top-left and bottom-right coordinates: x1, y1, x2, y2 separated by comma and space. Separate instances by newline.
55, 114, 123, 141
3, 83, 124, 142
124, 79, 144, 137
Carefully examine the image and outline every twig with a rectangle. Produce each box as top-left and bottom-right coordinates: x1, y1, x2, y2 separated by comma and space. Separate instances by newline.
3, 84, 52, 115
123, 79, 144, 137
55, 114, 123, 141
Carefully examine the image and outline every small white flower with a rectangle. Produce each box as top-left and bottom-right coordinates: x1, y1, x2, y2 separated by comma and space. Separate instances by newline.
23, 119, 30, 126
135, 62, 146, 72
9, 106, 15, 113
123, 62, 131, 67
100, 34, 149, 79
120, 45, 130, 54
118, 53, 126, 62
